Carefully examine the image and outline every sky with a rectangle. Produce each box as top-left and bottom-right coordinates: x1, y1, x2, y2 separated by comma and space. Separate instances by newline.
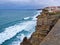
0, 0, 60, 9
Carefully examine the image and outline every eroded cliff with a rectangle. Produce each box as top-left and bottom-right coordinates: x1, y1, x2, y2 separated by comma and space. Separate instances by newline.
20, 6, 60, 45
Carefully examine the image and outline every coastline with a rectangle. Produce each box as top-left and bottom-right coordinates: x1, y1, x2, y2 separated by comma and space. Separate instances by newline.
20, 6, 60, 45
19, 10, 42, 44
0, 10, 39, 45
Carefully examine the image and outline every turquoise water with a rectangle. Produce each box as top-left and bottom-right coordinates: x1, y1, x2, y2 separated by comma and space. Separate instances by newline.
0, 9, 40, 45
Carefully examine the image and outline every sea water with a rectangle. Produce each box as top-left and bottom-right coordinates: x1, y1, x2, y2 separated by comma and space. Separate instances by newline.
0, 9, 41, 45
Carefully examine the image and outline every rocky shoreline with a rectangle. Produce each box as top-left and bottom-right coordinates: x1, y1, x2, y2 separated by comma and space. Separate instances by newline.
20, 6, 60, 45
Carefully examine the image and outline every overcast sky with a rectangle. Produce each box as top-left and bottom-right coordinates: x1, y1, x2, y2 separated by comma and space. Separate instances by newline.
0, 0, 60, 9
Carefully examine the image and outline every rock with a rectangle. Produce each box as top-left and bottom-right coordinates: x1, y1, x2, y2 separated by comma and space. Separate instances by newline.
20, 37, 32, 45
20, 6, 60, 45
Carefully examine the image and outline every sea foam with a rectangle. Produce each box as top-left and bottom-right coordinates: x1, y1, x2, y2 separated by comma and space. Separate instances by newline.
24, 17, 30, 20
0, 20, 36, 45
0, 10, 41, 45
10, 10, 42, 45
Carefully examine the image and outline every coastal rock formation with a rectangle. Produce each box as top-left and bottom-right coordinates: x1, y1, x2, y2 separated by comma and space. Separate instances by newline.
20, 37, 32, 45
40, 19, 60, 45
20, 6, 60, 45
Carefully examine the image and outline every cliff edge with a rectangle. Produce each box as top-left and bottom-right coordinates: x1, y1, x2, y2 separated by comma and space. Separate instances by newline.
20, 6, 60, 45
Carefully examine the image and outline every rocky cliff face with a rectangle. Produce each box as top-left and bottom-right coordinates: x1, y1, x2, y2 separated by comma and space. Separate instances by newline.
20, 7, 60, 45
20, 37, 32, 45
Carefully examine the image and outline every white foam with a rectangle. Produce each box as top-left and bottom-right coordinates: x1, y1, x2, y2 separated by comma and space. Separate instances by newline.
9, 10, 41, 45
32, 10, 42, 20
10, 34, 25, 45
0, 10, 41, 45
7, 20, 36, 45
0, 20, 36, 45
24, 17, 30, 20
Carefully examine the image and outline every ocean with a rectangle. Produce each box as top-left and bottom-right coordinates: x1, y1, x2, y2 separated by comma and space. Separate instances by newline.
0, 9, 41, 45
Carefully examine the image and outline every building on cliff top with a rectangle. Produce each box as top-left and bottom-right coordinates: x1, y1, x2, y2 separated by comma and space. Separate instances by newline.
44, 6, 60, 13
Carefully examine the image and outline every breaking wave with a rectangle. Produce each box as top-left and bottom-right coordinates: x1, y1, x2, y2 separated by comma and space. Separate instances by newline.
0, 10, 41, 45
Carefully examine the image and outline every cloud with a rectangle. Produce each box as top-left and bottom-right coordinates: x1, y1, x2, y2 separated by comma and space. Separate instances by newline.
33, 0, 60, 6
0, 0, 60, 9
0, 0, 31, 4
0, 0, 60, 6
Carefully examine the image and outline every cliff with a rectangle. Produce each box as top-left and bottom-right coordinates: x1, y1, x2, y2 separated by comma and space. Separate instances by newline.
20, 6, 60, 45
40, 19, 60, 45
